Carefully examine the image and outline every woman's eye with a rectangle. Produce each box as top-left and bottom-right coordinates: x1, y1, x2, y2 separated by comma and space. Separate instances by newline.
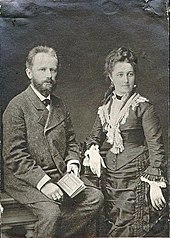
40, 68, 46, 72
117, 73, 124, 77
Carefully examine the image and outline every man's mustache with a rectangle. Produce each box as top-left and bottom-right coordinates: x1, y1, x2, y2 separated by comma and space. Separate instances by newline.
44, 79, 56, 84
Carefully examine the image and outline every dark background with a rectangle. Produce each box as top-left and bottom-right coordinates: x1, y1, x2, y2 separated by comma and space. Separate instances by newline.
1, 0, 168, 152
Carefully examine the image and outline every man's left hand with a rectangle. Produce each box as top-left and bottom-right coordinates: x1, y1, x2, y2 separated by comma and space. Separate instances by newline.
67, 163, 79, 177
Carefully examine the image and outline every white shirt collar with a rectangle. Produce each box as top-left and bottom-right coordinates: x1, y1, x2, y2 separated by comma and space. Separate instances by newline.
30, 84, 50, 101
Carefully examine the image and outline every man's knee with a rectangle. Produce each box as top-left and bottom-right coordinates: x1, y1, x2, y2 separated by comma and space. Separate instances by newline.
94, 188, 104, 208
86, 187, 104, 209
30, 202, 62, 223
44, 203, 61, 222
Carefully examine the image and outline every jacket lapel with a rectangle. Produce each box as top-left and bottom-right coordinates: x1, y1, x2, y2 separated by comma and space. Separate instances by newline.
25, 86, 49, 127
44, 95, 65, 134
25, 86, 65, 131
38, 110, 49, 127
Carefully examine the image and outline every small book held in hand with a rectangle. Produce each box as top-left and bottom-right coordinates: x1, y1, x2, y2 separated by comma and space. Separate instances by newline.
57, 173, 86, 198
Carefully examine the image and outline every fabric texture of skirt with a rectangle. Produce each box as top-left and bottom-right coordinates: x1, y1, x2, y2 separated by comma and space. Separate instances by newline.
102, 150, 168, 237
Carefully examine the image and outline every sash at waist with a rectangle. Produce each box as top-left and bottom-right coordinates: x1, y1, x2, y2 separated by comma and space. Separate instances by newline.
121, 129, 145, 146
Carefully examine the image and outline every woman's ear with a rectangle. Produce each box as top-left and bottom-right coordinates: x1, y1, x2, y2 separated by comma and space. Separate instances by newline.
133, 78, 137, 88
25, 68, 32, 79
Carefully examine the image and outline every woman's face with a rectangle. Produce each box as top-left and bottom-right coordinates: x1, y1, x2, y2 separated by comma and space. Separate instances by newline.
110, 61, 135, 96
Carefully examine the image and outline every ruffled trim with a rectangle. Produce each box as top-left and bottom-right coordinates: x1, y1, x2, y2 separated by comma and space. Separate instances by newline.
142, 172, 166, 183
131, 95, 149, 110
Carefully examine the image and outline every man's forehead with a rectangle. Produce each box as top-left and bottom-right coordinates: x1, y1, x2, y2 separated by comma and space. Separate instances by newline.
32, 52, 58, 65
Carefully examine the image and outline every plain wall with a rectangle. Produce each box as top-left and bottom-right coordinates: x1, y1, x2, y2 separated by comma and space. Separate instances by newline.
1, 0, 168, 151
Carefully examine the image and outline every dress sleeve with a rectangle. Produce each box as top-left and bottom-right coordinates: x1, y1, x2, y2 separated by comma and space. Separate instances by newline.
142, 103, 166, 182
86, 114, 106, 149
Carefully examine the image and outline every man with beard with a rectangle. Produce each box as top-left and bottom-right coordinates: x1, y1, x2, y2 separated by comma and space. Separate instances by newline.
3, 46, 104, 238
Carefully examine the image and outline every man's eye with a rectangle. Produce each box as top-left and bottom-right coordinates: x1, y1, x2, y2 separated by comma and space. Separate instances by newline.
50, 68, 57, 73
128, 72, 134, 77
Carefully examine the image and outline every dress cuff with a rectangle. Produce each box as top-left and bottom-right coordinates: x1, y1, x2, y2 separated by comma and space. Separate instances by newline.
88, 144, 99, 152
37, 175, 51, 190
86, 143, 99, 150
67, 160, 81, 172
142, 166, 166, 182
140, 176, 166, 188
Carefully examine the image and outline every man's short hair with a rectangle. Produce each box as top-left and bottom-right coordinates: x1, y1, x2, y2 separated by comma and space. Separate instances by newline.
26, 46, 58, 69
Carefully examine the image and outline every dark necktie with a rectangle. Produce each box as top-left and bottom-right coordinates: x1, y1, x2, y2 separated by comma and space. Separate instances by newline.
116, 94, 123, 100
42, 99, 50, 107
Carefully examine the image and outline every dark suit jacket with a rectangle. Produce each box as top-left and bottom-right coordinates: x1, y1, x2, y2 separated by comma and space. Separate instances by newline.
3, 86, 81, 204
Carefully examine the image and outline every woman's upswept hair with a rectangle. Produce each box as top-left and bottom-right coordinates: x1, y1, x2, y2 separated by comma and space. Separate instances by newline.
104, 47, 137, 78
26, 45, 58, 69
103, 47, 137, 102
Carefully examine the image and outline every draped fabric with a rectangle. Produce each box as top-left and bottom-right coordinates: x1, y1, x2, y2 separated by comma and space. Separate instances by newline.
102, 147, 168, 237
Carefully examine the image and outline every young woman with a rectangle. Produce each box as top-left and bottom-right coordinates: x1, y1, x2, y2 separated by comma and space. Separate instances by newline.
84, 47, 168, 237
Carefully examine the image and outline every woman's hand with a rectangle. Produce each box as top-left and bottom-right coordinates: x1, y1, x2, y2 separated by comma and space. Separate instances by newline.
84, 145, 106, 177
150, 185, 166, 210
141, 176, 166, 210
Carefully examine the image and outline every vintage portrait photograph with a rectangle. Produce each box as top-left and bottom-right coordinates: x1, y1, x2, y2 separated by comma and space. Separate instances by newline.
0, 0, 169, 237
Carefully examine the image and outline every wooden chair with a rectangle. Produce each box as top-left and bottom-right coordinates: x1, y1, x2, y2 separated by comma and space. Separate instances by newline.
1, 193, 37, 238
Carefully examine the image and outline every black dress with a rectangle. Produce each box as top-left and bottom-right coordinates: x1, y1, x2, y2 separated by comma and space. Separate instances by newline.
86, 92, 168, 237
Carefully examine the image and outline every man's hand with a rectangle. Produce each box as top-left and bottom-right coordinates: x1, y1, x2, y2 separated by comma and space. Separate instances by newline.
67, 163, 79, 177
150, 185, 166, 210
41, 182, 63, 201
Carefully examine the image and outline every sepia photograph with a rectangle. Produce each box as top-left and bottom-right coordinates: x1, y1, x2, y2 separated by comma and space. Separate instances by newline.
0, 1, 169, 237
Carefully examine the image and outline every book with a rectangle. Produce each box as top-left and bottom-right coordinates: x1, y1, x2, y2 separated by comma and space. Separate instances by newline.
57, 173, 86, 198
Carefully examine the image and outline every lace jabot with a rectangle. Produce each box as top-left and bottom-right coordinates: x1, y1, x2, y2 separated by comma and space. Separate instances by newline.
98, 91, 149, 154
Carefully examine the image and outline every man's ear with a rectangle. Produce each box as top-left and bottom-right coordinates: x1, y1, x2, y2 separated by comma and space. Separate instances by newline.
26, 68, 32, 79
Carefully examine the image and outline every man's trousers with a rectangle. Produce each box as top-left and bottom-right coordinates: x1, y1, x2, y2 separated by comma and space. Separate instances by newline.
26, 179, 104, 238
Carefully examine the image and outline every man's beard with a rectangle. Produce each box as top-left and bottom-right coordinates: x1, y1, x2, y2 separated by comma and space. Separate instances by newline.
32, 81, 57, 97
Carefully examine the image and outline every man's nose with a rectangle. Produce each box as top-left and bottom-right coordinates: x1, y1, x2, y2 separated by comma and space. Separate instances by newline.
46, 69, 52, 78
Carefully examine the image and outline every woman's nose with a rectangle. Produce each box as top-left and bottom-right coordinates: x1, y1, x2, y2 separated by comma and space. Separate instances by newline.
123, 74, 129, 82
